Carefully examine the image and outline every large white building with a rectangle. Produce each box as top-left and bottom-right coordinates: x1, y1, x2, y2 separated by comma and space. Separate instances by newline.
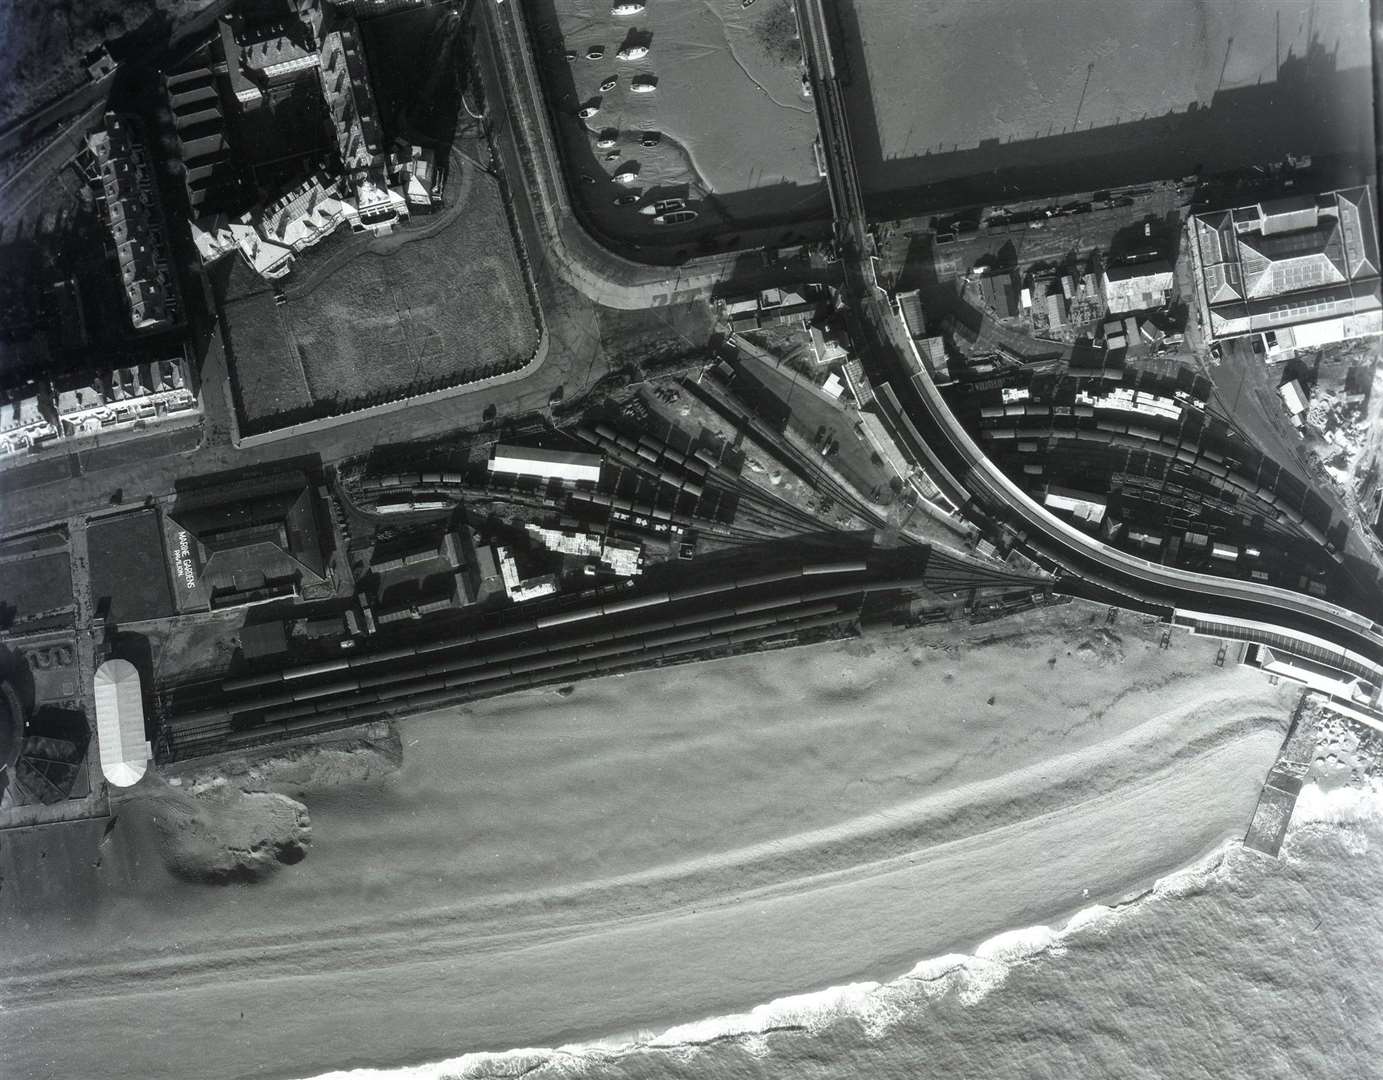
93, 659, 150, 788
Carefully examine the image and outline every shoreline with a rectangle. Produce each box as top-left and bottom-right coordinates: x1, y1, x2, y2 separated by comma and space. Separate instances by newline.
0, 609, 1298, 1080
297, 831, 1247, 1080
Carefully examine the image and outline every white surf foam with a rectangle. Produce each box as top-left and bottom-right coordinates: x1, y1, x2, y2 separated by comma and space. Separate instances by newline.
297, 842, 1246, 1080
1291, 778, 1383, 828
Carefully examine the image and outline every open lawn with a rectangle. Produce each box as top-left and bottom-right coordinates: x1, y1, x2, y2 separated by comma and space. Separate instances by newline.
224, 166, 538, 433
0, 551, 72, 627
86, 510, 174, 623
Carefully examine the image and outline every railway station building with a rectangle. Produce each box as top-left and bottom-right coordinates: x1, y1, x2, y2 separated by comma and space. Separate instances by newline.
1188, 187, 1382, 350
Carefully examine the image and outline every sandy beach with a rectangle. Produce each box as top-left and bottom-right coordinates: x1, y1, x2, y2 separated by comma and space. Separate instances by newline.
0, 603, 1295, 1079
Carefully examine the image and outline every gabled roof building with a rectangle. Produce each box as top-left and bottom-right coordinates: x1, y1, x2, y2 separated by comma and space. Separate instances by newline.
1189, 187, 1382, 347
86, 113, 178, 331
165, 477, 332, 610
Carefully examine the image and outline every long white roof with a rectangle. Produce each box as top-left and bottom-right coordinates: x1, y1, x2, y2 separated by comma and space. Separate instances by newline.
94, 659, 150, 787
488, 444, 602, 483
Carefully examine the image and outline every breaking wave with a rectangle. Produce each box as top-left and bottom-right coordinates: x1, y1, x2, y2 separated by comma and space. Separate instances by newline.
296, 832, 1284, 1080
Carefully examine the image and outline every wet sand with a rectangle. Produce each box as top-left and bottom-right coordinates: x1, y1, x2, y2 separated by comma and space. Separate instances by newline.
0, 604, 1295, 1079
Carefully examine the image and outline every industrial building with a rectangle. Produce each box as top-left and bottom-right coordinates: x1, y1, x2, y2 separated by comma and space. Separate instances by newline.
93, 659, 150, 788
488, 445, 603, 484
526, 524, 644, 576
164, 476, 333, 611
976, 271, 1019, 319
1189, 187, 1382, 349
1102, 258, 1175, 314
496, 545, 558, 602
1043, 485, 1108, 526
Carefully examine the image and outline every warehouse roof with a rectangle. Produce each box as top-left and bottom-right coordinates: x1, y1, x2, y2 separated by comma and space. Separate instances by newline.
93, 659, 149, 787
489, 444, 602, 483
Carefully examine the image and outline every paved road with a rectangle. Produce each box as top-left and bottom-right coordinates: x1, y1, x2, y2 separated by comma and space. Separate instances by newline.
793, 0, 1383, 674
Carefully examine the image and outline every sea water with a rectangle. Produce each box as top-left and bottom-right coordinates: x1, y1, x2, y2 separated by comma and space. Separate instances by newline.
302, 781, 1383, 1080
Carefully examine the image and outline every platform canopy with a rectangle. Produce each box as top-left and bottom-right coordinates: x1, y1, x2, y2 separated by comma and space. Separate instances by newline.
93, 659, 150, 787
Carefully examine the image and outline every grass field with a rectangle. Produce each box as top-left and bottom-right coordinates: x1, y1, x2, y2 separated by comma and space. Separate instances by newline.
0, 552, 73, 627
225, 166, 538, 433
86, 510, 174, 623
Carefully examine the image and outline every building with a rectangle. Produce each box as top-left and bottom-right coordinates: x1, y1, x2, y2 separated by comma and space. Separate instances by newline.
192, 173, 349, 279
495, 545, 557, 602
161, 58, 234, 212
1102, 258, 1175, 313
85, 113, 178, 331
1189, 187, 1382, 348
93, 659, 150, 788
320, 23, 386, 172
1044, 290, 1067, 329
976, 271, 1019, 318
216, 6, 322, 110
52, 358, 196, 440
489, 445, 603, 484
165, 477, 332, 610
394, 143, 443, 209
1043, 484, 1107, 525
808, 323, 851, 365
1243, 644, 1381, 720
895, 290, 950, 383
0, 394, 58, 459
1279, 378, 1308, 425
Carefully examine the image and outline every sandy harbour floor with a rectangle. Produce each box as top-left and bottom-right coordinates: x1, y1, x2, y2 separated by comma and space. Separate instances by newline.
0, 602, 1296, 1079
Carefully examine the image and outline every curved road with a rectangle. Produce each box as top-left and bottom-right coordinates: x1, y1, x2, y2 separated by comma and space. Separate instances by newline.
481, 0, 746, 310
791, 0, 1383, 676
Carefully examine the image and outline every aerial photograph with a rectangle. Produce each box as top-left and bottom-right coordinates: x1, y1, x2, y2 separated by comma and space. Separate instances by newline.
1, 0, 1381, 1077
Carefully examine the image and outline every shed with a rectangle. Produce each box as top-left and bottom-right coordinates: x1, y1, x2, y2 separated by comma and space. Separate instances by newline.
489, 445, 602, 484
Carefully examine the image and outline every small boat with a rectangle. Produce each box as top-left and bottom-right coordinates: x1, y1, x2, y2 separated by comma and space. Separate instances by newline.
630, 75, 658, 93
639, 131, 661, 147
653, 209, 698, 226
577, 105, 600, 119
585, 46, 605, 60
599, 75, 619, 92
613, 169, 639, 185
613, 194, 640, 206
604, 151, 620, 161
611, 3, 644, 16
639, 197, 684, 216
564, 50, 578, 61
617, 44, 649, 61
595, 133, 618, 149
742, 0, 758, 7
